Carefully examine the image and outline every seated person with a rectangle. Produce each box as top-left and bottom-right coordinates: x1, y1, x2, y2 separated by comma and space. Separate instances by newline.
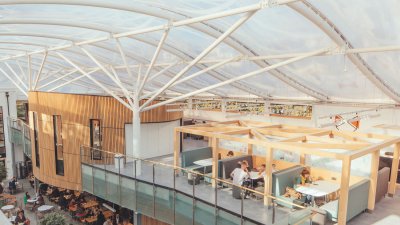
50, 187, 60, 199
29, 174, 35, 188
226, 151, 234, 158
15, 210, 30, 225
252, 164, 266, 188
295, 168, 313, 204
8, 177, 17, 193
24, 192, 31, 205
33, 194, 45, 208
231, 161, 251, 198
59, 194, 68, 210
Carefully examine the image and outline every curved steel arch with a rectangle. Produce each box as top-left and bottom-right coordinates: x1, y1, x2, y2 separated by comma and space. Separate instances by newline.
0, 19, 261, 98
0, 32, 200, 96
288, 1, 400, 103
0, 0, 329, 100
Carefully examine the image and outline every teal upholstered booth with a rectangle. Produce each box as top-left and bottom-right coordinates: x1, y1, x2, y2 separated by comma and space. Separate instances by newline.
272, 165, 306, 209
218, 155, 253, 179
181, 147, 212, 173
320, 179, 370, 222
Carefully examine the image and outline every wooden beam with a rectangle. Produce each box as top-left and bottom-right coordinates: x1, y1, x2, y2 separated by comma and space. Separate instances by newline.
174, 129, 180, 174
264, 146, 273, 205
306, 135, 367, 145
389, 142, 400, 196
368, 150, 380, 211
256, 129, 302, 138
351, 137, 400, 160
211, 137, 219, 187
283, 142, 369, 150
339, 130, 395, 140
220, 128, 251, 135
337, 157, 351, 225
332, 131, 369, 143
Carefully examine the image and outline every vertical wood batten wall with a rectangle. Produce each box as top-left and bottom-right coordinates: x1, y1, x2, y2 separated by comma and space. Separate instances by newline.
29, 91, 183, 190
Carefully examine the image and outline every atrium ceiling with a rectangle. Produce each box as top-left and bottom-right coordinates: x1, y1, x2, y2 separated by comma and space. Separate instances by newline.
0, 0, 399, 110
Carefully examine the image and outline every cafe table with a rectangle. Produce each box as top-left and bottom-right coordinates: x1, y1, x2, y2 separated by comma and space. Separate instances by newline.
295, 180, 340, 206
193, 158, 213, 174
37, 205, 54, 213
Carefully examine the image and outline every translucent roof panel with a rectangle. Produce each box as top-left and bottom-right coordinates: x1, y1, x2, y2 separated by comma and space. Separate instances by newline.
0, 0, 398, 105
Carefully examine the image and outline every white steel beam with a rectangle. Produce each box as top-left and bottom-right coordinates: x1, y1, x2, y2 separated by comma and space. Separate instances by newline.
0, 67, 28, 96
140, 56, 238, 100
28, 55, 32, 90
143, 48, 328, 111
4, 62, 28, 90
140, 11, 257, 111
137, 29, 170, 96
38, 69, 78, 90
80, 47, 134, 107
48, 69, 99, 92
33, 51, 48, 90
0, 0, 299, 62
56, 52, 134, 111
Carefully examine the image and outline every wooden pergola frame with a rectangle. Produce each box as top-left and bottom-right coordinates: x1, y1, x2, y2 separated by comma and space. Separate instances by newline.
173, 120, 400, 225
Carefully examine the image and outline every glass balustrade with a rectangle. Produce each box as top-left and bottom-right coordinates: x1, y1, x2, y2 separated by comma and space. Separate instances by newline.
80, 146, 313, 225
7, 117, 32, 158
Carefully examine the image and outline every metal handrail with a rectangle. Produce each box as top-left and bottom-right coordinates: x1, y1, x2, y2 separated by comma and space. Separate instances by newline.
80, 145, 307, 209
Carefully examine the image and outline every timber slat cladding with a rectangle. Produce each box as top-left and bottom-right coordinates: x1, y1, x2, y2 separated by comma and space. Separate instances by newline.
28, 91, 182, 190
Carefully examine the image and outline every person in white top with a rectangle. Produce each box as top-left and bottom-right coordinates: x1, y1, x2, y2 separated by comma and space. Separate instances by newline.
231, 161, 251, 198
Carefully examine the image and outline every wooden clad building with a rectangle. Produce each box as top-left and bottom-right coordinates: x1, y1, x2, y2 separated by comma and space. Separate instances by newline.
28, 91, 183, 190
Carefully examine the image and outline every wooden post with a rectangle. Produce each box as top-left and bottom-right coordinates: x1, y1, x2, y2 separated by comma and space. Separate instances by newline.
211, 137, 219, 187
300, 139, 306, 165
174, 129, 180, 174
264, 147, 273, 205
389, 142, 400, 196
368, 150, 380, 211
337, 157, 351, 225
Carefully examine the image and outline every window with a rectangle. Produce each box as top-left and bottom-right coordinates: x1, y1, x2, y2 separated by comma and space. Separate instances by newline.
90, 119, 102, 160
53, 115, 64, 175
33, 112, 40, 167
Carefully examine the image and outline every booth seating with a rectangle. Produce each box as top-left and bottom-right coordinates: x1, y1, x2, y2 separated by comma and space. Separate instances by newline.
218, 155, 253, 180
376, 167, 390, 203
181, 147, 212, 174
272, 165, 305, 209
320, 179, 370, 222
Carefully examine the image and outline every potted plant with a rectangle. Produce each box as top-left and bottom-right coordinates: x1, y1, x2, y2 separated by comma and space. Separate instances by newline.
40, 212, 66, 225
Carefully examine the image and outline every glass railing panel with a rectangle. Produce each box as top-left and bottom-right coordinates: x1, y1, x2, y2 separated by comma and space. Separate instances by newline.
243, 193, 271, 225
194, 200, 216, 225
154, 164, 174, 189
93, 167, 106, 199
194, 174, 216, 206
154, 186, 174, 224
81, 164, 93, 193
175, 192, 193, 225
287, 208, 312, 225
120, 176, 136, 210
136, 181, 154, 217
106, 171, 120, 205
137, 161, 154, 184
216, 208, 241, 225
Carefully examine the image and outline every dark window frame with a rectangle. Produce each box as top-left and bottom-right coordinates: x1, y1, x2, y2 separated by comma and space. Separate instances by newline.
32, 112, 40, 168
89, 119, 102, 160
53, 115, 64, 176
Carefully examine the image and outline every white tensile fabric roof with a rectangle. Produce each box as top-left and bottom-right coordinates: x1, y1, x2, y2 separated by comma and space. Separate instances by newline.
0, 0, 399, 108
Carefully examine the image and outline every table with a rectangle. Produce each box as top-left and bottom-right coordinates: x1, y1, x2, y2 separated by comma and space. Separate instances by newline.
83, 201, 99, 209
1, 205, 15, 211
85, 216, 97, 224
193, 158, 213, 174
295, 180, 340, 206
103, 210, 114, 219
249, 171, 263, 179
37, 205, 54, 212
27, 197, 38, 203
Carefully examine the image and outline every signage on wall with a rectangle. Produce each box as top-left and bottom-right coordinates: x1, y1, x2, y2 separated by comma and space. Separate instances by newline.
269, 103, 312, 119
